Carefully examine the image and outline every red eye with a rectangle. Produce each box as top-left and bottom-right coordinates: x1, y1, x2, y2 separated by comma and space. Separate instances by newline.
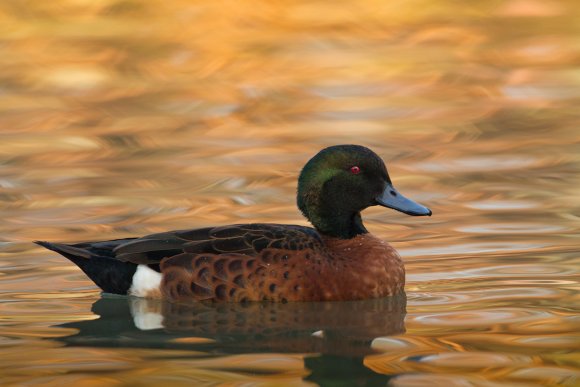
350, 166, 361, 174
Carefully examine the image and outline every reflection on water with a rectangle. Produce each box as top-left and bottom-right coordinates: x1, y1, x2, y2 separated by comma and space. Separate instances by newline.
56, 295, 405, 385
1, 0, 580, 386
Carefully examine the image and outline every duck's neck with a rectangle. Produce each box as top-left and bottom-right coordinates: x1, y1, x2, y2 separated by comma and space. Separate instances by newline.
309, 210, 368, 239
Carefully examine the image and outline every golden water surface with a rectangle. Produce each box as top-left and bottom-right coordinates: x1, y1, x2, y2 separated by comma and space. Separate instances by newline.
1, 0, 579, 386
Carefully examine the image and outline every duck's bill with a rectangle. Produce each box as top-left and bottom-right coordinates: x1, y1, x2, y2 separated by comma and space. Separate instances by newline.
376, 184, 432, 216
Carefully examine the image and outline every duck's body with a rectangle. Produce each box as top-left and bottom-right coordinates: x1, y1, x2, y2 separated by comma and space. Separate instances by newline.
38, 224, 404, 302
37, 145, 430, 302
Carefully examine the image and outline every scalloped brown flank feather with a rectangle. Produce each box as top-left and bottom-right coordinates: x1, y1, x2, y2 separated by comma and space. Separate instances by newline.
117, 224, 404, 302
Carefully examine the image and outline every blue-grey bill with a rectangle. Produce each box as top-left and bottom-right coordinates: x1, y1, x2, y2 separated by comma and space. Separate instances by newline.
376, 184, 432, 216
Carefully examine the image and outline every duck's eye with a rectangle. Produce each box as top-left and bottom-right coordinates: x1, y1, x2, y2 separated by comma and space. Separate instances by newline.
350, 166, 361, 175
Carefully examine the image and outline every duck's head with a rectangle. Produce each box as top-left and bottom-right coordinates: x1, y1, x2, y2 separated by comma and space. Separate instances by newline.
297, 145, 431, 239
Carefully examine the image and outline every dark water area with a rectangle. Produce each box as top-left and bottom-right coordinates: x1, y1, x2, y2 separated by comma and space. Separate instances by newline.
1, 0, 579, 386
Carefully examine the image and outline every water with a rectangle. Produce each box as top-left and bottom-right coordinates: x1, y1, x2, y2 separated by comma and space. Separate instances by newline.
1, 0, 579, 385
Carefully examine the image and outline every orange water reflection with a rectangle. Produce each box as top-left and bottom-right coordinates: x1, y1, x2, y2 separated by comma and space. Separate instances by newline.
1, 0, 579, 386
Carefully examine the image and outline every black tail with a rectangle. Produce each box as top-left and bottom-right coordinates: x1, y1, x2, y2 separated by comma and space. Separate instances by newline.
35, 241, 138, 295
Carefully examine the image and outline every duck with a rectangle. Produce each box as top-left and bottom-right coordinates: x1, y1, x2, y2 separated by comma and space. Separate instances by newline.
36, 145, 431, 303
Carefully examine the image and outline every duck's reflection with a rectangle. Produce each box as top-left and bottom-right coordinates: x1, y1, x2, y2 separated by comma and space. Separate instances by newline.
58, 294, 406, 385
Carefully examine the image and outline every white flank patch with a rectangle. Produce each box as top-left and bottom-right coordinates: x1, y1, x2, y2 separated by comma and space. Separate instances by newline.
129, 264, 162, 298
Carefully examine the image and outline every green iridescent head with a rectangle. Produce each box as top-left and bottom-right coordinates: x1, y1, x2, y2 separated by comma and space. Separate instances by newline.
297, 145, 431, 239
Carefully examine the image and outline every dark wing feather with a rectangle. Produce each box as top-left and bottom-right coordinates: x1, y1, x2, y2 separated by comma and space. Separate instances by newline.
112, 223, 323, 266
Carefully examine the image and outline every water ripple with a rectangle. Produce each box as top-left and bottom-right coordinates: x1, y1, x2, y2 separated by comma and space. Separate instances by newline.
457, 223, 567, 234
411, 308, 552, 327
399, 242, 549, 258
